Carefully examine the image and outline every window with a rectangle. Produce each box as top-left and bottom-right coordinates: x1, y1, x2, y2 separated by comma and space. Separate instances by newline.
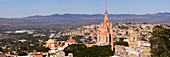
106, 37, 108, 43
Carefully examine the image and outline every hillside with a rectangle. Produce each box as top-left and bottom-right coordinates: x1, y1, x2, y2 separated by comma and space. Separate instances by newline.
0, 12, 170, 28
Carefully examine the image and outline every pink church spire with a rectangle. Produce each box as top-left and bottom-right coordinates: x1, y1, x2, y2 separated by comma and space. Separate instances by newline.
104, 9, 109, 23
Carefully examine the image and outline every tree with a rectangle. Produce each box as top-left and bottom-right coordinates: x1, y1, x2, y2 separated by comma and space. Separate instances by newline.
20, 45, 28, 51
119, 38, 126, 41
77, 45, 113, 57
72, 36, 83, 43
113, 38, 129, 46
64, 44, 87, 56
18, 52, 27, 56
149, 26, 170, 57
113, 41, 129, 46
141, 37, 148, 41
34, 46, 50, 52
143, 22, 148, 24
0, 47, 2, 51
64, 44, 114, 57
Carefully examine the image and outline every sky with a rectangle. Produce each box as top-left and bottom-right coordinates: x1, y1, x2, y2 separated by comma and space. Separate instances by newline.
0, 0, 170, 18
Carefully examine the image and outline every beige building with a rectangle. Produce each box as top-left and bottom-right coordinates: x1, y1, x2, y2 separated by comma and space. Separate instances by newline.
46, 39, 57, 53
97, 10, 114, 50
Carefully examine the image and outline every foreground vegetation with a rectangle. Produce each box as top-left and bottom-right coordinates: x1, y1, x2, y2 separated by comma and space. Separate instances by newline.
149, 26, 170, 57
64, 44, 114, 57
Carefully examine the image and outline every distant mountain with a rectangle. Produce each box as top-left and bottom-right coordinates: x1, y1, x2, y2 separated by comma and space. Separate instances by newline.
25, 13, 138, 18
0, 12, 170, 28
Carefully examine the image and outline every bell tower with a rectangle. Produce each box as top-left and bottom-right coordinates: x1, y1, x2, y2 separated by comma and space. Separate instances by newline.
97, 10, 114, 49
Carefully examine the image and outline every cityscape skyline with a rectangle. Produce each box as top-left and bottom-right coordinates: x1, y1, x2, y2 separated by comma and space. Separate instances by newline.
0, 9, 169, 57
0, 0, 170, 18
0, 0, 169, 56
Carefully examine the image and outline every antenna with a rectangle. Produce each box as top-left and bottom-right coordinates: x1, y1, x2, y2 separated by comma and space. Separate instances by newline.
105, 6, 107, 10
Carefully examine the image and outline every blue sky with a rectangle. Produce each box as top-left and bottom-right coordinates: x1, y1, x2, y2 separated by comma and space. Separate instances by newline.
0, 0, 170, 18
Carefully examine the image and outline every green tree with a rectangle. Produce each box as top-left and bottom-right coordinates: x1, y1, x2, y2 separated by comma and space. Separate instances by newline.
64, 44, 114, 57
149, 26, 170, 57
72, 36, 84, 43
113, 41, 129, 46
119, 38, 126, 41
77, 45, 113, 57
0, 47, 2, 52
113, 38, 129, 46
64, 44, 87, 56
18, 52, 27, 56
143, 22, 148, 24
34, 46, 50, 52
141, 37, 148, 41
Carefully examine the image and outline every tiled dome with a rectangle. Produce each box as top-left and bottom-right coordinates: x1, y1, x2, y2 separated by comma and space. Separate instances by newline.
66, 37, 77, 43
46, 39, 56, 43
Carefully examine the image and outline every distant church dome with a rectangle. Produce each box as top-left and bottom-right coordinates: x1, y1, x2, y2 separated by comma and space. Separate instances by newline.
46, 39, 56, 43
66, 37, 77, 43
128, 29, 134, 34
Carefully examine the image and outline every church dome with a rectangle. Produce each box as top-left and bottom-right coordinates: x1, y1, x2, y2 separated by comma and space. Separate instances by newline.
46, 39, 56, 43
128, 29, 134, 34
66, 37, 77, 43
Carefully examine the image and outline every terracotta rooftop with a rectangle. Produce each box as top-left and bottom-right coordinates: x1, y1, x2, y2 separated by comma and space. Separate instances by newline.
66, 36, 77, 43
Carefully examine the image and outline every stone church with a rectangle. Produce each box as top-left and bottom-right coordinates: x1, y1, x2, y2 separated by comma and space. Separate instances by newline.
97, 10, 114, 48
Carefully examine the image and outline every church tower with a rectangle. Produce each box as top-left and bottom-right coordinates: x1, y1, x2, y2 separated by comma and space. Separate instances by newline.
46, 39, 57, 53
97, 10, 113, 47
